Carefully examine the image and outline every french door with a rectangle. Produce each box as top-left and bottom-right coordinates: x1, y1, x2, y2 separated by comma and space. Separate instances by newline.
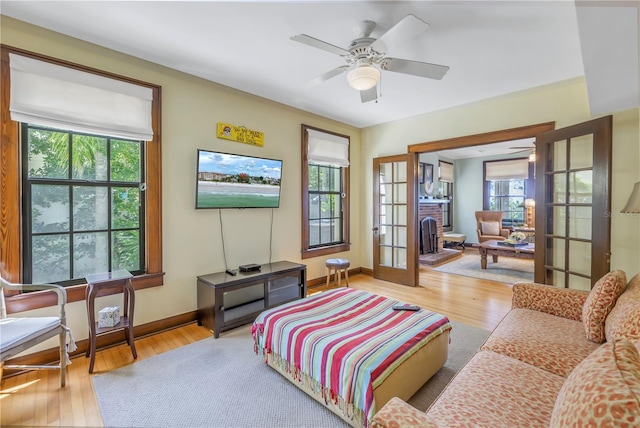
534, 116, 612, 289
372, 154, 418, 286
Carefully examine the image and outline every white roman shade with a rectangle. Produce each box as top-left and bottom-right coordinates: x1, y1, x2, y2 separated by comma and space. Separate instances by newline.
9, 53, 154, 141
439, 161, 454, 183
306, 129, 349, 167
485, 158, 529, 181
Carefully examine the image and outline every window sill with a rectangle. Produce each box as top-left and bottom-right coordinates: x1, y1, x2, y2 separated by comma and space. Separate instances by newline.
4, 272, 164, 315
301, 243, 351, 259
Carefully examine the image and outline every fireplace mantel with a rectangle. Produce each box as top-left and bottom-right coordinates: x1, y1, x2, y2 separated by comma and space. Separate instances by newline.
419, 198, 450, 204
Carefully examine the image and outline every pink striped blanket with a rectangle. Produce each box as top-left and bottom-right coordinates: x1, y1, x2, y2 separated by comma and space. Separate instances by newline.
251, 287, 451, 426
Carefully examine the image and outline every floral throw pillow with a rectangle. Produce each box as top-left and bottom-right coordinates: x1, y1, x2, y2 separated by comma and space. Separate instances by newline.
582, 270, 627, 343
605, 273, 640, 342
550, 340, 640, 427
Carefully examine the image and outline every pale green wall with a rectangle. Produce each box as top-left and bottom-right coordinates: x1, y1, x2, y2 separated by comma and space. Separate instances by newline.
0, 17, 362, 345
362, 80, 640, 276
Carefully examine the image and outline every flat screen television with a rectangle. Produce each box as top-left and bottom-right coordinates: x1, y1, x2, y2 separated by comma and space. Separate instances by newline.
196, 149, 283, 209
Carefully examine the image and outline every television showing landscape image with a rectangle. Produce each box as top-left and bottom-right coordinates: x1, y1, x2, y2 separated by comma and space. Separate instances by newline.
196, 149, 283, 209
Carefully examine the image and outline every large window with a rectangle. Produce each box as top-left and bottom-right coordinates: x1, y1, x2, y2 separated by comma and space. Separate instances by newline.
1, 46, 162, 310
488, 179, 526, 226
23, 124, 145, 285
483, 158, 534, 227
301, 125, 350, 258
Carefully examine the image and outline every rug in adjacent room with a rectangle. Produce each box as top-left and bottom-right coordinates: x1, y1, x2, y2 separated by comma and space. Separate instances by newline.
433, 253, 533, 284
92, 320, 490, 427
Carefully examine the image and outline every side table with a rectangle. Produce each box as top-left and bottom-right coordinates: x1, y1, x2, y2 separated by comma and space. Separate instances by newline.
85, 270, 137, 373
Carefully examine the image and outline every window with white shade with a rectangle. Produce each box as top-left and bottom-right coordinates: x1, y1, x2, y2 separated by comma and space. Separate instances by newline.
1, 46, 162, 306
301, 125, 350, 258
483, 158, 535, 227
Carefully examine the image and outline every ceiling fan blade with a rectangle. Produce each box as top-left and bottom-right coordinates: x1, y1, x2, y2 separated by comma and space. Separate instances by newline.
370, 14, 430, 54
360, 86, 377, 103
290, 34, 349, 56
305, 65, 349, 88
381, 58, 449, 80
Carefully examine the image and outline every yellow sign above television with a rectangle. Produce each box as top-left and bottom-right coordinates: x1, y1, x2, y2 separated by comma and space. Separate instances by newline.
216, 122, 264, 147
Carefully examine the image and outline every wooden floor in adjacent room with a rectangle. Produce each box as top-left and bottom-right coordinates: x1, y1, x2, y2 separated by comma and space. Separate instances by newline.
1, 262, 513, 427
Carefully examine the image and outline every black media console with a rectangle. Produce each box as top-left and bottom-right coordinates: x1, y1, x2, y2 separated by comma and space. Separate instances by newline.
197, 261, 307, 338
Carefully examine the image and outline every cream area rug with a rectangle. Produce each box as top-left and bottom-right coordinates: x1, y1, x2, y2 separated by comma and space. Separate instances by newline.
92, 320, 490, 427
433, 253, 534, 284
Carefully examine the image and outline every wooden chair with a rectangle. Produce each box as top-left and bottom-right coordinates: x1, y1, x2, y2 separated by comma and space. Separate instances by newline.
0, 278, 76, 387
475, 211, 510, 243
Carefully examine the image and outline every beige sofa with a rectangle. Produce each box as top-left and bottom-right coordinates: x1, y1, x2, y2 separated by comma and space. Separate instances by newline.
371, 271, 640, 428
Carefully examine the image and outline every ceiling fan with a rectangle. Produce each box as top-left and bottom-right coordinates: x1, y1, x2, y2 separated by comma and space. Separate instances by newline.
290, 14, 449, 103
509, 145, 537, 162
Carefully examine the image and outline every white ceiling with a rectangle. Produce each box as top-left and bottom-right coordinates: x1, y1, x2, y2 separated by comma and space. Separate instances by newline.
437, 138, 534, 160
1, 0, 591, 129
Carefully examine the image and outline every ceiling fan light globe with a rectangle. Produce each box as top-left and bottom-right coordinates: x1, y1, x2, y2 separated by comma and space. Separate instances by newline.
347, 66, 380, 91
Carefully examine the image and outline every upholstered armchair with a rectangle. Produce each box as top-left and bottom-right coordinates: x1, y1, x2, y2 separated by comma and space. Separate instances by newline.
0, 278, 76, 387
475, 211, 510, 243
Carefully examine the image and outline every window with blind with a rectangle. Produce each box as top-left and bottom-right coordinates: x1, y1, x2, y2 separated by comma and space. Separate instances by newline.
1, 46, 162, 306
483, 158, 534, 227
301, 125, 350, 258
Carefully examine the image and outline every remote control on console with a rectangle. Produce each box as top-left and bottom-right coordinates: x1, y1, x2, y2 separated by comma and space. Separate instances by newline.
225, 269, 237, 276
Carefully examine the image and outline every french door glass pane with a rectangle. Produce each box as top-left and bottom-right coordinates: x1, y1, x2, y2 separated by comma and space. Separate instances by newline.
393, 183, 407, 203
380, 163, 392, 182
553, 174, 567, 203
552, 140, 567, 171
569, 240, 591, 276
569, 135, 593, 170
381, 184, 393, 202
546, 238, 566, 269
393, 248, 407, 268
393, 226, 407, 247
552, 270, 566, 287
552, 206, 566, 235
393, 162, 406, 181
568, 275, 592, 291
380, 246, 392, 266
568, 171, 592, 203
568, 206, 592, 240
394, 205, 407, 226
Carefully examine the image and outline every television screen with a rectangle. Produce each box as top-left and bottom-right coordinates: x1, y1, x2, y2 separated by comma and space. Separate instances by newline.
196, 149, 283, 209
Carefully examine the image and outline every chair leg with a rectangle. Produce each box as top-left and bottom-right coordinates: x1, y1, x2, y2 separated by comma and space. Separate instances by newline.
59, 329, 66, 387
337, 269, 341, 288
344, 268, 349, 287
326, 267, 331, 288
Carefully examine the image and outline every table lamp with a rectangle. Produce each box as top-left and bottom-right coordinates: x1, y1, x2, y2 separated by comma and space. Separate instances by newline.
621, 182, 640, 213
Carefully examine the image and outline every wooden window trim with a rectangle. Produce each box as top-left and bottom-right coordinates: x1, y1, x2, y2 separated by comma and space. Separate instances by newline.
301, 124, 350, 259
0, 45, 163, 314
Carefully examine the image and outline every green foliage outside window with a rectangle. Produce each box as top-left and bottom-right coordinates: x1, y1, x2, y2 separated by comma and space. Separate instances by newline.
24, 125, 143, 285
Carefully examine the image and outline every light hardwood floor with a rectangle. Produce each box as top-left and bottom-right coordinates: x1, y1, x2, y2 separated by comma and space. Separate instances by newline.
1, 263, 513, 427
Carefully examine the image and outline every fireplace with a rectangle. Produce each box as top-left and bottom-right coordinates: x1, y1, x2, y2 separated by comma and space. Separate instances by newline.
419, 202, 445, 254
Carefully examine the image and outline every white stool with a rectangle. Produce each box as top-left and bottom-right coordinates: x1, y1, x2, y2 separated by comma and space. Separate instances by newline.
443, 232, 467, 251
326, 258, 350, 288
